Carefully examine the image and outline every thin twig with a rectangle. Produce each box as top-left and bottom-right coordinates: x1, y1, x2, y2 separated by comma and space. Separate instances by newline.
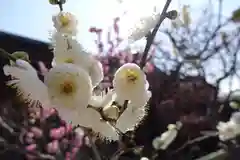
171, 133, 218, 155
139, 0, 172, 69
88, 135, 102, 160
0, 116, 15, 134
0, 48, 17, 62
57, 1, 63, 11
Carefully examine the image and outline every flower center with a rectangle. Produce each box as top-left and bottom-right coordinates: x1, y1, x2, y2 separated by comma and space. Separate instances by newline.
60, 80, 75, 95
59, 14, 70, 27
125, 69, 138, 83
64, 58, 74, 64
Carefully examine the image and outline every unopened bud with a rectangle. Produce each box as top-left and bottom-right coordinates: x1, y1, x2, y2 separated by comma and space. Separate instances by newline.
166, 10, 178, 20
102, 105, 119, 120
49, 0, 66, 5
152, 137, 164, 150
10, 51, 29, 65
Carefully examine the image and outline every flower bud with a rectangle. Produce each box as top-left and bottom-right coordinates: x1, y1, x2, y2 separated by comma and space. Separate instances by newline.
49, 0, 66, 5
30, 127, 43, 138
46, 140, 59, 154
26, 144, 37, 151
152, 137, 164, 150
102, 105, 119, 120
50, 127, 66, 139
10, 51, 29, 65
166, 10, 178, 20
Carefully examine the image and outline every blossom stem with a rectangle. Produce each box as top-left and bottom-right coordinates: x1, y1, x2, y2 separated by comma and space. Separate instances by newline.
139, 0, 172, 69
57, 1, 63, 11
88, 135, 102, 160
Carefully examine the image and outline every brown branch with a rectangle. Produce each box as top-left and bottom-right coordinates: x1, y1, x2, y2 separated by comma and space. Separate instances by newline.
139, 0, 172, 69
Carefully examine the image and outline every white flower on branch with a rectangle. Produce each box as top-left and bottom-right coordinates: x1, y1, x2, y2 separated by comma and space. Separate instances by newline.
217, 111, 240, 141
116, 100, 148, 132
51, 33, 103, 87
127, 13, 160, 42
113, 63, 150, 107
51, 33, 91, 69
3, 59, 49, 107
152, 123, 180, 150
88, 58, 104, 88
91, 90, 118, 115
74, 91, 120, 140
45, 63, 92, 109
52, 12, 78, 36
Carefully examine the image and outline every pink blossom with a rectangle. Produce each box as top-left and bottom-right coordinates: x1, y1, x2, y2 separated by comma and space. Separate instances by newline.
46, 140, 59, 154
25, 136, 34, 144
144, 62, 154, 73
65, 124, 73, 133
50, 127, 66, 139
103, 65, 110, 73
26, 144, 37, 151
30, 127, 43, 138
25, 154, 36, 160
25, 132, 35, 144
26, 132, 34, 138
65, 152, 72, 160
71, 147, 79, 158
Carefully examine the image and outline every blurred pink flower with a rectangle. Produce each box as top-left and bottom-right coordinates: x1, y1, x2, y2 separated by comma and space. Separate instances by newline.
25, 136, 34, 144
26, 144, 37, 151
30, 127, 43, 138
40, 108, 57, 120
70, 147, 79, 159
65, 124, 73, 133
65, 152, 72, 160
50, 127, 66, 139
26, 154, 36, 160
46, 140, 59, 154
103, 65, 110, 73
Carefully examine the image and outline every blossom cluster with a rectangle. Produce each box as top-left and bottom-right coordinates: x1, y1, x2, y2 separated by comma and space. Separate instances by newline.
23, 108, 86, 160
3, 8, 151, 141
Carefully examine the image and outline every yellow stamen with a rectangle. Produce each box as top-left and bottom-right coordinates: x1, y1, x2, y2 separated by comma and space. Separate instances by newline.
64, 58, 74, 64
125, 69, 138, 83
59, 14, 70, 27
60, 80, 75, 95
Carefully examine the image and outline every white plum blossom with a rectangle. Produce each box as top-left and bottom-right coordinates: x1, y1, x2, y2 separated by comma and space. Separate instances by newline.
4, 60, 94, 111
217, 112, 240, 141
89, 59, 104, 88
115, 90, 151, 131
90, 90, 119, 120
51, 33, 103, 88
44, 63, 92, 109
113, 63, 151, 107
52, 12, 78, 36
89, 89, 116, 108
67, 90, 120, 140
127, 13, 160, 42
51, 33, 91, 69
116, 101, 147, 132
3, 59, 49, 107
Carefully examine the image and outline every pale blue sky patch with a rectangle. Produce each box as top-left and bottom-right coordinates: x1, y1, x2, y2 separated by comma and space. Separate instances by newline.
0, 0, 238, 50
